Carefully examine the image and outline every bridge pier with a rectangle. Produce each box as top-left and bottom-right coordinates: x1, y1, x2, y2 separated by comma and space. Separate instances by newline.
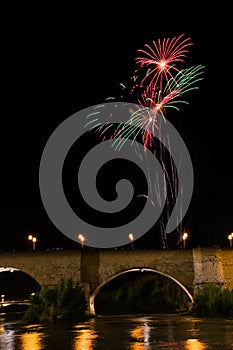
192, 248, 227, 295
80, 249, 100, 293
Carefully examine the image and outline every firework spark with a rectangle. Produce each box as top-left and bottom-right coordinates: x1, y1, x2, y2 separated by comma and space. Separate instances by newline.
135, 34, 193, 92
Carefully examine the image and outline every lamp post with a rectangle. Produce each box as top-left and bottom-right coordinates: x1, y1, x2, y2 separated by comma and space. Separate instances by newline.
129, 233, 134, 249
78, 234, 85, 248
228, 233, 233, 248
28, 234, 37, 251
28, 234, 33, 251
182, 232, 188, 249
32, 237, 37, 251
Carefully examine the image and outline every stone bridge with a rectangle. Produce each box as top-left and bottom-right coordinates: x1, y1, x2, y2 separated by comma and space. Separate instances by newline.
1, 247, 233, 314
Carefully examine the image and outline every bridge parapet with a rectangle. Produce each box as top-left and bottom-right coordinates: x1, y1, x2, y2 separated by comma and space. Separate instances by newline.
0, 248, 232, 298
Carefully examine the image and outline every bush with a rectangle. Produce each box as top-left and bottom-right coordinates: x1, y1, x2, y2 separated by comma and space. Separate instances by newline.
95, 274, 191, 315
191, 283, 233, 317
22, 278, 88, 324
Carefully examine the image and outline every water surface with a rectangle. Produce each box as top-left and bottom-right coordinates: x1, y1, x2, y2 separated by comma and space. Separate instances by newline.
1, 313, 233, 349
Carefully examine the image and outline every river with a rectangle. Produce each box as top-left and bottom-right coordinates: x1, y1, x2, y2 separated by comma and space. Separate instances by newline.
1, 313, 233, 349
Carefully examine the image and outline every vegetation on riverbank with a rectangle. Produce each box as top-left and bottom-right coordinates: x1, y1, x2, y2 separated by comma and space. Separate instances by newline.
191, 283, 233, 317
22, 276, 233, 324
22, 278, 88, 324
95, 273, 191, 315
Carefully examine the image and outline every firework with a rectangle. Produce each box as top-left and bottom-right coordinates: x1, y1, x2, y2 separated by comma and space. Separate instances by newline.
139, 63, 205, 116
83, 34, 203, 248
107, 63, 205, 151
135, 34, 193, 92
86, 34, 204, 152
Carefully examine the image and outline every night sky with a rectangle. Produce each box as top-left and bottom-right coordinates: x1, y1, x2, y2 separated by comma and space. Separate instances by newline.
0, 8, 232, 251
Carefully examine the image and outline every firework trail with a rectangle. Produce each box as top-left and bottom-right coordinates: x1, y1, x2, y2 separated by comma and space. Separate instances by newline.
84, 34, 204, 248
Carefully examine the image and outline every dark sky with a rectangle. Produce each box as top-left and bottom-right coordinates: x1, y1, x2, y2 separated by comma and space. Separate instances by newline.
0, 8, 232, 250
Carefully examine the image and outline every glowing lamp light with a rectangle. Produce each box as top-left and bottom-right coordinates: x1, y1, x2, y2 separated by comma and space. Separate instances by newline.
129, 233, 134, 241
228, 233, 233, 248
78, 234, 85, 248
182, 232, 188, 249
28, 234, 37, 251
129, 233, 134, 249
32, 237, 37, 251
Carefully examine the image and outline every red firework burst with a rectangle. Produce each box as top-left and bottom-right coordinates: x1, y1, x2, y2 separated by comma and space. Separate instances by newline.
135, 34, 193, 92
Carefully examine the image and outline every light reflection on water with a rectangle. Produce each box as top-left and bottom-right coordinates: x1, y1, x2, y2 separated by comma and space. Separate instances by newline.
185, 339, 206, 350
0, 314, 233, 349
0, 322, 45, 350
19, 325, 45, 350
72, 325, 98, 350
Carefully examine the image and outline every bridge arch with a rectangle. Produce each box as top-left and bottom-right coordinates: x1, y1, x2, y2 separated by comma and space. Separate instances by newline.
90, 267, 194, 315
0, 267, 41, 301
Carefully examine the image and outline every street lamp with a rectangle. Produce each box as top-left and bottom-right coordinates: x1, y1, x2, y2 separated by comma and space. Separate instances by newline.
28, 234, 37, 251
78, 234, 85, 248
129, 233, 134, 249
182, 232, 188, 249
28, 234, 33, 251
228, 233, 233, 248
32, 237, 37, 251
